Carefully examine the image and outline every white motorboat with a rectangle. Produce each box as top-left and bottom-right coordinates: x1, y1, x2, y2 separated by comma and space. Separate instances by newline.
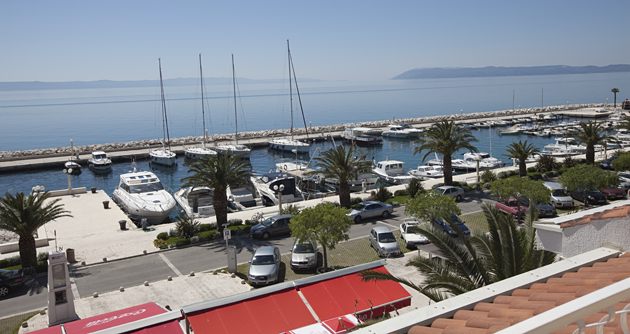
341, 127, 382, 146
269, 138, 310, 154
112, 170, 176, 224
372, 160, 414, 184
88, 151, 112, 172
227, 181, 259, 210
268, 41, 311, 154
408, 165, 444, 179
381, 124, 423, 139
150, 59, 177, 167
323, 172, 379, 193
173, 186, 215, 219
185, 54, 217, 160
463, 152, 505, 169
251, 172, 304, 206
542, 138, 586, 157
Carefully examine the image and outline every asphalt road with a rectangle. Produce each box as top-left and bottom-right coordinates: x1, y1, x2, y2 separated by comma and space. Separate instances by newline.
1, 195, 487, 318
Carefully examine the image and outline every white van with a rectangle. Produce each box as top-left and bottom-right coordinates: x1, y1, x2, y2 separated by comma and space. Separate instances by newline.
543, 182, 574, 208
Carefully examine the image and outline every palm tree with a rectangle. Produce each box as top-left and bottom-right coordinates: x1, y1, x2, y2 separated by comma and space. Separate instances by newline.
183, 154, 251, 232
0, 192, 71, 268
313, 145, 371, 208
361, 204, 555, 301
573, 121, 610, 164
612, 88, 620, 108
506, 140, 539, 177
414, 120, 477, 185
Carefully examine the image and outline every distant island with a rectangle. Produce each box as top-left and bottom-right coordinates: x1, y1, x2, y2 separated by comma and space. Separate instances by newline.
393, 64, 630, 80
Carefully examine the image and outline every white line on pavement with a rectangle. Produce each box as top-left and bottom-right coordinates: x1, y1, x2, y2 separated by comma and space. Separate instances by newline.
159, 253, 182, 276
377, 220, 399, 229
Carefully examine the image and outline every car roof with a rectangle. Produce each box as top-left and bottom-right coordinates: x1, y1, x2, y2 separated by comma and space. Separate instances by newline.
372, 226, 392, 234
362, 200, 383, 205
269, 214, 292, 220
254, 246, 277, 256
437, 185, 457, 190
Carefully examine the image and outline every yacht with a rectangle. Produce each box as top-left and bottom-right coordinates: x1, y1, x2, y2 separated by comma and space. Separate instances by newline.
112, 170, 176, 224
88, 151, 112, 173
462, 152, 505, 169
408, 165, 444, 179
173, 186, 215, 219
323, 172, 379, 193
250, 172, 304, 206
214, 144, 251, 159
372, 160, 414, 184
341, 127, 382, 146
542, 138, 586, 157
381, 124, 423, 139
269, 138, 310, 154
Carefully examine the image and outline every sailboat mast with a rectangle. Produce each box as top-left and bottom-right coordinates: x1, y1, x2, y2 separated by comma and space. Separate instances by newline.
288, 41, 310, 139
158, 58, 171, 150
199, 53, 207, 147
288, 40, 294, 140
232, 54, 238, 144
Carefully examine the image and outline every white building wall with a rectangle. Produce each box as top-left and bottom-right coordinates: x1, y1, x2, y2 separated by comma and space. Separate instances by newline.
559, 217, 630, 258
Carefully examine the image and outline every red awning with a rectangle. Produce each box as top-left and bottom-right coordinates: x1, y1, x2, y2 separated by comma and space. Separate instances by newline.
298, 266, 411, 321
63, 302, 167, 334
188, 289, 316, 334
27, 325, 63, 334
130, 320, 184, 334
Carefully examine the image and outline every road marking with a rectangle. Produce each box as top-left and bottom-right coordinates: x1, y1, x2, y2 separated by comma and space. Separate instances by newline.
71, 280, 81, 299
159, 253, 182, 276
377, 220, 399, 229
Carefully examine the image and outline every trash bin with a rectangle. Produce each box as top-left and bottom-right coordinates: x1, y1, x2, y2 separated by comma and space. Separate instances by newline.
141, 218, 148, 230
66, 248, 76, 263
102, 200, 109, 209
119, 220, 127, 230
91, 187, 97, 194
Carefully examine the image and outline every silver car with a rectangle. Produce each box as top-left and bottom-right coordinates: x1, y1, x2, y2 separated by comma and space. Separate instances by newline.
347, 201, 394, 224
369, 226, 402, 257
433, 185, 465, 202
290, 239, 319, 272
248, 246, 281, 286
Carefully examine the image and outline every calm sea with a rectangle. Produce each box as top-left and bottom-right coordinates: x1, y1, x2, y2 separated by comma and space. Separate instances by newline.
0, 72, 628, 195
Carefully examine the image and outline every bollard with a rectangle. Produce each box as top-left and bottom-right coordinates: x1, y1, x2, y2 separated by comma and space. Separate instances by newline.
93, 292, 99, 298
189, 271, 195, 277
167, 276, 172, 281
119, 220, 127, 230
144, 281, 149, 286
141, 218, 148, 231
119, 287, 125, 292
102, 201, 110, 209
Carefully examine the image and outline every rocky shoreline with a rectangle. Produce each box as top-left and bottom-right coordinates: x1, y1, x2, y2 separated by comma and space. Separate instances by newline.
0, 103, 598, 161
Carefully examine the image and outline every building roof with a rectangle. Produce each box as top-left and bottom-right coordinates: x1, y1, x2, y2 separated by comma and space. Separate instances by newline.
405, 252, 630, 334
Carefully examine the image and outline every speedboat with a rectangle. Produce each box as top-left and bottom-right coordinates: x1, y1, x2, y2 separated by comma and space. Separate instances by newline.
381, 124, 422, 139
214, 144, 251, 159
149, 148, 177, 167
251, 172, 304, 206
64, 160, 82, 175
88, 151, 112, 173
268, 138, 310, 154
408, 165, 444, 179
112, 170, 176, 224
542, 138, 586, 157
173, 186, 215, 219
324, 172, 379, 192
372, 160, 414, 184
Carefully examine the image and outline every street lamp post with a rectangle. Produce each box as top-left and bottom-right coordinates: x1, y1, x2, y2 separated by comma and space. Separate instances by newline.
63, 168, 73, 195
272, 184, 285, 213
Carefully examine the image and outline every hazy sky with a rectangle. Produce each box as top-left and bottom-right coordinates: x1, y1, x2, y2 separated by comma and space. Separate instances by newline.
2, 0, 629, 82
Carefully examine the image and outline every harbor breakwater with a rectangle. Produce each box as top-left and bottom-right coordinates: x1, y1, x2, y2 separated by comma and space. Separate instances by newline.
0, 103, 600, 162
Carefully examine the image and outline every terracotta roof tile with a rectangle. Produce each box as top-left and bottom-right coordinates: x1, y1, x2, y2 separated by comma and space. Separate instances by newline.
406, 253, 630, 334
559, 205, 630, 228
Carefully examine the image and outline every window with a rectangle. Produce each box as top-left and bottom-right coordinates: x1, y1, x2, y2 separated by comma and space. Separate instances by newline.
378, 232, 396, 243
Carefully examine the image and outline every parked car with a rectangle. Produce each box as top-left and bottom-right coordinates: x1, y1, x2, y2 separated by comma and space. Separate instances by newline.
432, 214, 471, 237
600, 187, 627, 200
249, 214, 292, 239
543, 182, 574, 209
248, 246, 281, 286
290, 239, 319, 272
368, 226, 402, 257
570, 190, 607, 206
399, 219, 430, 248
347, 201, 393, 223
0, 268, 25, 298
433, 185, 465, 202
495, 197, 557, 219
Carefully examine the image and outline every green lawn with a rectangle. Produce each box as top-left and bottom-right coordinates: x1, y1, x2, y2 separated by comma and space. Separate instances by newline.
0, 311, 39, 334
460, 211, 488, 236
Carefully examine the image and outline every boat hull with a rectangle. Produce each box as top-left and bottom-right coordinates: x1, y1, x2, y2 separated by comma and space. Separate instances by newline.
184, 146, 217, 160
112, 189, 176, 224
268, 139, 310, 154
215, 145, 251, 159
150, 149, 177, 166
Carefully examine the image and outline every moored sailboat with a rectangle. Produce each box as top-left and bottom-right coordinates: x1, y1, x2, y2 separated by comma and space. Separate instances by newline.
149, 58, 177, 167
185, 54, 217, 160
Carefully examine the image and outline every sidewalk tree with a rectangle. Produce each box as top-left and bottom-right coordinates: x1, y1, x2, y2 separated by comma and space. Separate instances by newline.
0, 192, 71, 268
289, 203, 352, 270
405, 192, 460, 222
183, 153, 251, 232
490, 177, 550, 204
559, 164, 618, 192
361, 204, 555, 301
313, 145, 372, 208
414, 120, 477, 186
506, 140, 539, 177
572, 121, 611, 164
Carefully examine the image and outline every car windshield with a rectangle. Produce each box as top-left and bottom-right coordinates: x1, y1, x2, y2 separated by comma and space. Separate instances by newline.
260, 218, 274, 226
406, 225, 422, 234
378, 232, 396, 243
129, 182, 164, 193
293, 243, 315, 253
552, 189, 568, 196
251, 255, 275, 265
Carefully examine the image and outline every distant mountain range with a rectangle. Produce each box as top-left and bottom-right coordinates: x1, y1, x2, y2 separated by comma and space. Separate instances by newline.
393, 64, 630, 80
0, 77, 289, 91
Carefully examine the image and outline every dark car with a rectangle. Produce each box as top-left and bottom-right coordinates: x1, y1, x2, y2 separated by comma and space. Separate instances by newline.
250, 214, 292, 239
432, 214, 471, 237
570, 190, 607, 206
600, 187, 627, 200
0, 268, 25, 298
517, 197, 557, 218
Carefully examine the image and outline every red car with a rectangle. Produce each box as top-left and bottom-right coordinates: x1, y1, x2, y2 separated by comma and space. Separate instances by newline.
600, 187, 627, 200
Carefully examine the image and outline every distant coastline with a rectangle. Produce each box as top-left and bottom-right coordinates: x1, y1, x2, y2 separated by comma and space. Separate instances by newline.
393, 64, 630, 80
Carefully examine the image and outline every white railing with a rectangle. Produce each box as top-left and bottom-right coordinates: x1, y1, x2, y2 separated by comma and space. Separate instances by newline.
496, 277, 630, 334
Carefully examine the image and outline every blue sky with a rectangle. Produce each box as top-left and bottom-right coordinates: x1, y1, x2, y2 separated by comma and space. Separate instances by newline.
2, 0, 629, 82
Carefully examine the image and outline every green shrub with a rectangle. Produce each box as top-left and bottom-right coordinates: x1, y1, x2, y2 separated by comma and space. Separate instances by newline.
394, 189, 409, 197
407, 178, 423, 198
157, 232, 169, 240
350, 197, 363, 206
175, 216, 200, 239
0, 256, 21, 269
226, 219, 243, 226
153, 239, 169, 249
372, 186, 392, 202
481, 170, 497, 184
172, 237, 191, 247
280, 204, 301, 215
527, 166, 537, 173
497, 170, 518, 179
536, 155, 559, 173
528, 172, 543, 180
198, 223, 214, 232
196, 230, 219, 241
227, 224, 251, 235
